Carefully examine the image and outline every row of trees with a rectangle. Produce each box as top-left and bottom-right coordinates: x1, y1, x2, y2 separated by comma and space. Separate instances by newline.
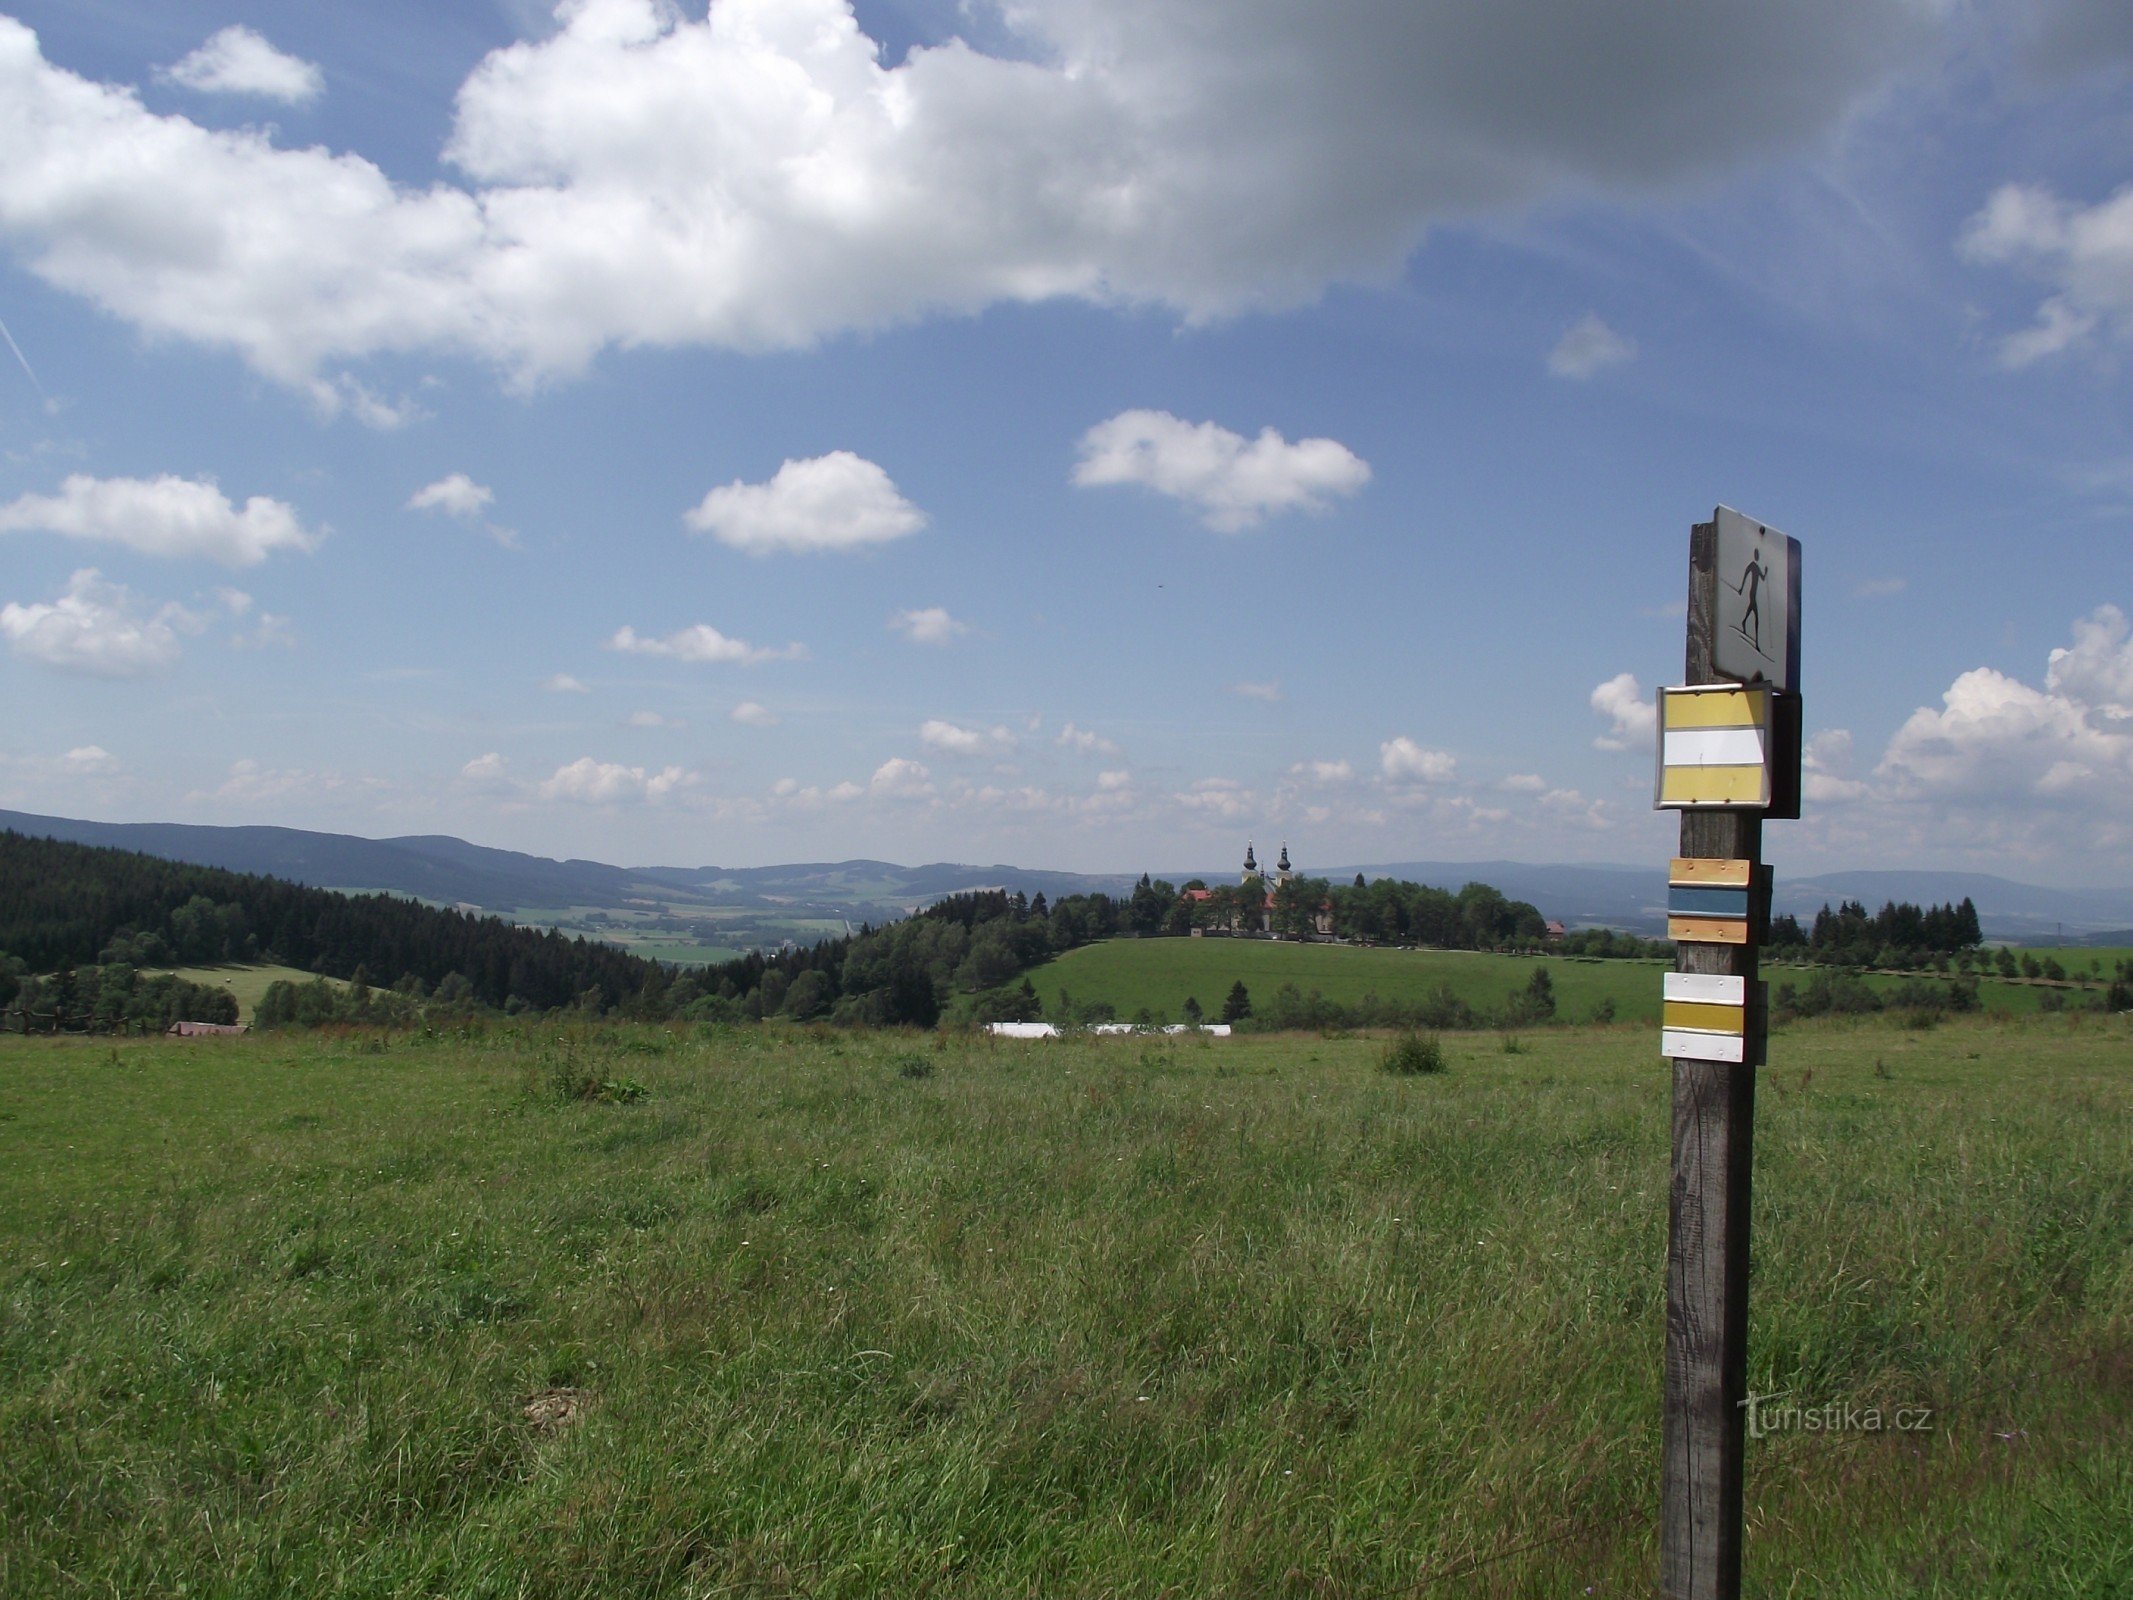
5, 961, 240, 1032
1122, 871, 1552, 949
1765, 897, 1984, 965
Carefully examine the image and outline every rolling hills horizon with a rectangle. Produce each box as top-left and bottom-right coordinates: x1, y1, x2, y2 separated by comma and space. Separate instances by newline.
6, 807, 2131, 948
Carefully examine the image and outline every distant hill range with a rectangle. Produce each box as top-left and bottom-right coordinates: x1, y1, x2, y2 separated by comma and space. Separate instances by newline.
0, 808, 1135, 930
4, 809, 2129, 946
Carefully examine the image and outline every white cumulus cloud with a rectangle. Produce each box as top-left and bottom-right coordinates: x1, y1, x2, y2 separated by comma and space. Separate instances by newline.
1802, 728, 1868, 803
0, 568, 201, 676
685, 452, 924, 554
2047, 603, 2133, 713
1074, 410, 1369, 531
408, 472, 517, 547
1822, 606, 2133, 868
206, 758, 350, 804
606, 623, 804, 665
0, 474, 318, 566
539, 756, 691, 804
731, 700, 778, 726
1290, 758, 1354, 785
889, 605, 967, 645
869, 756, 934, 799
1172, 777, 1255, 820
544, 672, 590, 693
459, 752, 513, 794
1379, 736, 1455, 784
407, 473, 494, 518
921, 719, 1015, 757
1960, 182, 2133, 366
0, 3, 1934, 389
309, 373, 423, 430
1537, 787, 1611, 829
1056, 721, 1120, 757
159, 26, 323, 104
1230, 680, 1283, 702
771, 776, 864, 808
1876, 608, 2133, 805
1547, 313, 1636, 379
1590, 672, 1657, 752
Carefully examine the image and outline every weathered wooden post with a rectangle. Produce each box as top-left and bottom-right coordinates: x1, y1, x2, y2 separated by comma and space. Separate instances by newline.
1656, 509, 1800, 1600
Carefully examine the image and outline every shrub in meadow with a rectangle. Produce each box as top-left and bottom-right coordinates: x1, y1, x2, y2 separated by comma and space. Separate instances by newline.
1380, 1030, 1446, 1076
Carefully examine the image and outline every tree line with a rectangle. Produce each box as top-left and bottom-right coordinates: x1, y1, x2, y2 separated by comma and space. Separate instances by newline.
0, 829, 658, 1018
1764, 896, 1984, 968
1118, 871, 1552, 947
5, 963, 240, 1033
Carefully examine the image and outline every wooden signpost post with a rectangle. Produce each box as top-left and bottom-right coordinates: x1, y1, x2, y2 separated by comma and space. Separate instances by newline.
1656, 509, 1801, 1600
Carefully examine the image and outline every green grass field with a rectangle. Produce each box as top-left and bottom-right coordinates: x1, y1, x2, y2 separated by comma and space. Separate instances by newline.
1018, 938, 1664, 1023
506, 903, 850, 968
151, 962, 344, 1022
2000, 947, 2133, 990
2008, 946, 2133, 969
1014, 938, 2067, 1026
1, 1013, 2127, 1596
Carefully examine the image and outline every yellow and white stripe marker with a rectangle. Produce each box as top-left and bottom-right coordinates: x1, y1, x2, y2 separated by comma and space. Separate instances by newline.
1661, 972, 1749, 1063
1655, 684, 1771, 809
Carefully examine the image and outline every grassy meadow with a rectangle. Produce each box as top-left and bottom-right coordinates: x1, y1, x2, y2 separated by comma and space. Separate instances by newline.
151, 963, 345, 1023
1013, 938, 2073, 1027
1, 1014, 2128, 1596
1019, 939, 1665, 1024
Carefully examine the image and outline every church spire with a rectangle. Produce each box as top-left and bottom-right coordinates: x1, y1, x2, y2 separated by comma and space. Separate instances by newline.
1242, 839, 1258, 880
1276, 842, 1291, 879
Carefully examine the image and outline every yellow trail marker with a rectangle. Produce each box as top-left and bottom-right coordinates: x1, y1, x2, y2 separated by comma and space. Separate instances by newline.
1656, 684, 1772, 811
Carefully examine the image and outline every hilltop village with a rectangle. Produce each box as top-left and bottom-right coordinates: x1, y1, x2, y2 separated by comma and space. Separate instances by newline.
1119, 841, 1554, 947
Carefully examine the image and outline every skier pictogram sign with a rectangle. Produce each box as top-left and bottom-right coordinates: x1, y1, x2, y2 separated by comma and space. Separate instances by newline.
1712, 506, 1800, 694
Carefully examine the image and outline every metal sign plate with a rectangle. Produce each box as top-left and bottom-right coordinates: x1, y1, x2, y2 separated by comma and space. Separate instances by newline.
1712, 506, 1800, 693
1655, 685, 1771, 810
1660, 973, 1764, 1065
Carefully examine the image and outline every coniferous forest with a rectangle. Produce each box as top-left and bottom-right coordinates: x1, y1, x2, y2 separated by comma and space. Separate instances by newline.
0, 829, 655, 1016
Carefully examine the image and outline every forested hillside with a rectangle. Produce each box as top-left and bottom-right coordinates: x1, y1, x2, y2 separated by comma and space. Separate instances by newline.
0, 832, 1569, 1031
0, 830, 656, 1013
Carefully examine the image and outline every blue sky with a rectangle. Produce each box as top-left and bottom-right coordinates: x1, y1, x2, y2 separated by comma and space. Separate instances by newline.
2, 0, 2131, 883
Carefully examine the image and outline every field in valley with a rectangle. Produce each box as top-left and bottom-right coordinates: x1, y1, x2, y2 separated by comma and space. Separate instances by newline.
504, 903, 853, 969
1, 1012, 2127, 1596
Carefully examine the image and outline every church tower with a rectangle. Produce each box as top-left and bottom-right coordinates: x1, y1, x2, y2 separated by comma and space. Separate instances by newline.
1276, 843, 1292, 885
1242, 841, 1258, 883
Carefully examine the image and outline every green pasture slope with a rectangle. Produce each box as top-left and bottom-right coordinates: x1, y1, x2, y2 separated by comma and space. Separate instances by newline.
2, 1014, 2128, 1596
151, 962, 343, 1023
1017, 938, 2074, 1025
1022, 938, 1666, 1023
